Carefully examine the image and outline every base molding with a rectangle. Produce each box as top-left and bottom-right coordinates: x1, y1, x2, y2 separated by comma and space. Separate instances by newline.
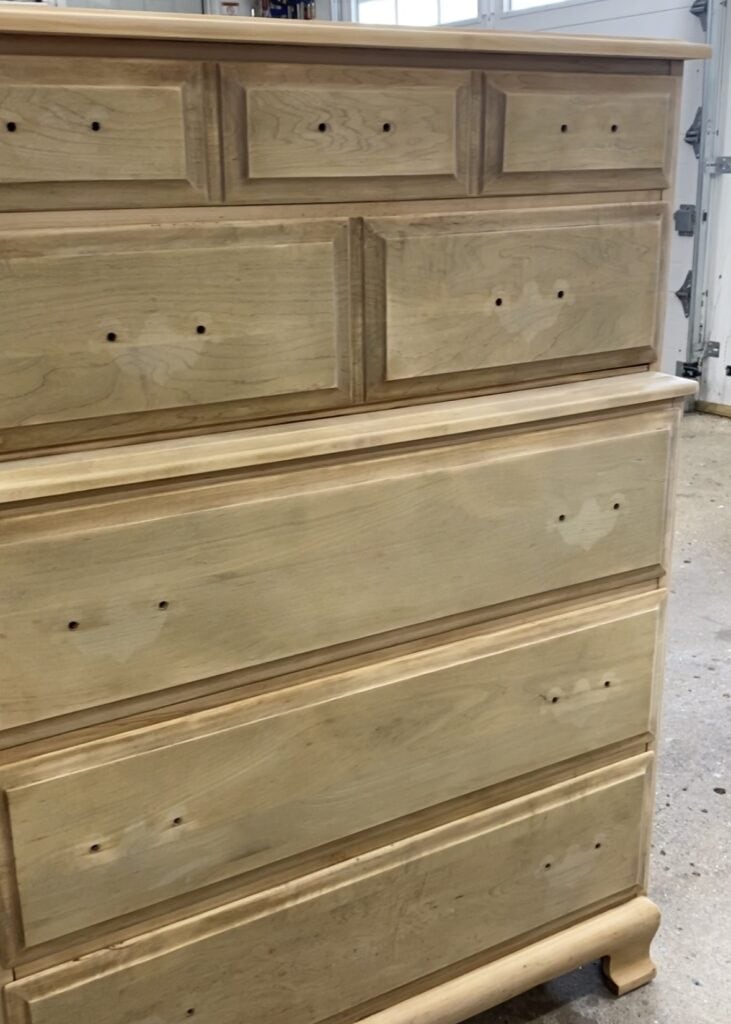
358, 897, 661, 1024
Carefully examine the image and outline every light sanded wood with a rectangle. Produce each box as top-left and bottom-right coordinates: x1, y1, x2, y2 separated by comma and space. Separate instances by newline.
0, 218, 355, 439
221, 63, 476, 204
1, 590, 661, 950
483, 72, 676, 196
0, 7, 710, 61
364, 204, 663, 399
3, 756, 652, 1024
0, 373, 696, 504
0, 56, 213, 211
0, 409, 673, 733
355, 897, 660, 1024
696, 400, 731, 419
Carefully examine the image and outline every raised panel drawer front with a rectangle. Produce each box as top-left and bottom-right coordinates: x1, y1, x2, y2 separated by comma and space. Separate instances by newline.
364, 204, 663, 399
221, 63, 475, 203
483, 72, 677, 194
0, 591, 661, 949
0, 57, 212, 210
4, 756, 652, 1024
0, 401, 673, 734
0, 218, 354, 452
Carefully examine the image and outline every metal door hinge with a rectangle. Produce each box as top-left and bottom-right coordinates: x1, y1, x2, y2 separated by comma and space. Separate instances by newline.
691, 0, 708, 31
713, 156, 731, 173
675, 270, 693, 318
685, 107, 703, 158
707, 341, 721, 357
674, 204, 697, 236
677, 360, 702, 379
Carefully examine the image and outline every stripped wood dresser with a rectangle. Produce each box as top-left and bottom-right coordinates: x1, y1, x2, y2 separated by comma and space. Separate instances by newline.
0, 9, 707, 1024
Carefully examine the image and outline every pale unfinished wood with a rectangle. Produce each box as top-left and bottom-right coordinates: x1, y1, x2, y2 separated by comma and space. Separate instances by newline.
364, 203, 663, 400
0, 218, 356, 442
0, 407, 674, 733
221, 62, 477, 204
0, 7, 710, 61
483, 71, 678, 195
0, 590, 662, 952
3, 756, 652, 1024
0, 56, 214, 211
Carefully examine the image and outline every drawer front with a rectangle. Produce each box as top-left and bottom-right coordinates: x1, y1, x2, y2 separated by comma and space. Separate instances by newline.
2, 591, 660, 949
0, 219, 355, 452
483, 72, 677, 194
5, 756, 652, 1024
0, 57, 213, 210
364, 205, 664, 399
0, 410, 671, 732
221, 63, 475, 203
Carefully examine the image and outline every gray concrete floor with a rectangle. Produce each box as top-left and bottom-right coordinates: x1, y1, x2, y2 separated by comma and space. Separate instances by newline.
467, 411, 731, 1024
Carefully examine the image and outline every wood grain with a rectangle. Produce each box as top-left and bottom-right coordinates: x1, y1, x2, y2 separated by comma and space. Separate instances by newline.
3, 756, 652, 1024
364, 204, 663, 400
0, 56, 214, 211
0, 590, 661, 950
0, 218, 355, 440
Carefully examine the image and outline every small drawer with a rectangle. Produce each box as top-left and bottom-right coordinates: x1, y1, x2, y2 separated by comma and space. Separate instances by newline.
0, 403, 672, 734
0, 591, 660, 950
221, 63, 476, 203
364, 204, 664, 400
4, 755, 652, 1021
0, 217, 355, 453
483, 71, 677, 194
0, 57, 214, 210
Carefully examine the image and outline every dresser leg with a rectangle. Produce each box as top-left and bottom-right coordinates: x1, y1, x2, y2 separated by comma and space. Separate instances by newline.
601, 903, 661, 996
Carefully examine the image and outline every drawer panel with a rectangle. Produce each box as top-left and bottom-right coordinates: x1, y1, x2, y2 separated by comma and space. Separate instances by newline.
0, 219, 355, 450
2, 591, 661, 949
483, 72, 677, 194
4, 756, 652, 1023
221, 63, 475, 203
0, 410, 671, 732
0, 58, 213, 210
364, 204, 663, 400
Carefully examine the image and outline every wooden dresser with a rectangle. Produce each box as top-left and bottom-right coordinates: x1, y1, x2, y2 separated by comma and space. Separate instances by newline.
0, 9, 707, 1024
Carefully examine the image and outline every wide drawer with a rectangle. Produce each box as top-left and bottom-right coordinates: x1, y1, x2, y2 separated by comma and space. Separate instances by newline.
0, 57, 213, 210
0, 401, 673, 734
0, 590, 661, 951
364, 204, 664, 400
220, 62, 475, 203
3, 755, 652, 1023
0, 218, 355, 451
483, 71, 677, 194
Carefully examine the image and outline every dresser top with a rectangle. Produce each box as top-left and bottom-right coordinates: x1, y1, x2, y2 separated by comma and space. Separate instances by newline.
0, 6, 710, 61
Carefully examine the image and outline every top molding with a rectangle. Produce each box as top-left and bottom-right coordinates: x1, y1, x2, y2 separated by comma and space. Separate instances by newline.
0, 7, 711, 61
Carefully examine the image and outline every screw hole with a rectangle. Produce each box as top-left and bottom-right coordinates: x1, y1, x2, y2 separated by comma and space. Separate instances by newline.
68, 620, 80, 631
6, 121, 17, 132
557, 290, 565, 299
495, 297, 503, 307
545, 862, 552, 869
186, 1011, 196, 1018
317, 122, 329, 132
551, 696, 560, 704
611, 124, 619, 133
196, 325, 206, 335
106, 331, 117, 343
604, 680, 612, 688
595, 842, 602, 849
89, 843, 101, 854
90, 121, 101, 132
382, 122, 392, 132
560, 123, 568, 133
558, 514, 566, 522
158, 600, 169, 610
172, 816, 183, 827
613, 502, 621, 510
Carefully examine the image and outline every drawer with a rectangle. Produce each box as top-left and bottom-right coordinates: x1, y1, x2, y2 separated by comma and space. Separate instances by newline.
483, 72, 677, 194
0, 57, 213, 211
220, 63, 475, 203
0, 590, 660, 950
0, 403, 674, 734
0, 218, 355, 453
364, 204, 664, 400
3, 755, 652, 1022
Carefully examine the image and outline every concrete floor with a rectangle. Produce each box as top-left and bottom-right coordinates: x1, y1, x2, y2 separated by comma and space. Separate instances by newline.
468, 411, 731, 1024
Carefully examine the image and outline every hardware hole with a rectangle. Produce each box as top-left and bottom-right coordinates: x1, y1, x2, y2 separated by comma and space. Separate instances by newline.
196, 325, 206, 335
68, 620, 80, 630
158, 600, 169, 610
90, 121, 101, 131
560, 124, 568, 133
604, 680, 612, 688
382, 122, 392, 132
613, 502, 621, 510
317, 122, 329, 132
595, 842, 602, 849
545, 862, 552, 869
551, 696, 560, 704
557, 290, 565, 299
6, 121, 16, 132
186, 1011, 195, 1018
89, 843, 101, 853
106, 332, 117, 343
611, 124, 619, 133
495, 297, 503, 307
172, 816, 183, 827
558, 514, 566, 522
